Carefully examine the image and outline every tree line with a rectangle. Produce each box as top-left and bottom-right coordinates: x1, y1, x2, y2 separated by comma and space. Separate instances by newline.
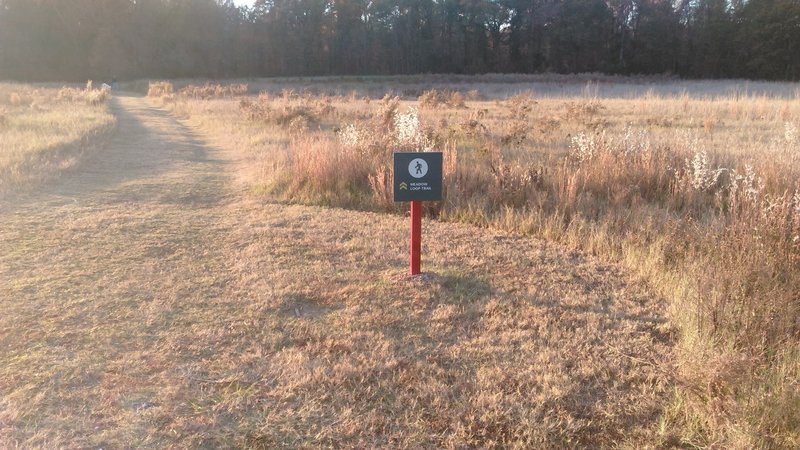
1, 0, 798, 82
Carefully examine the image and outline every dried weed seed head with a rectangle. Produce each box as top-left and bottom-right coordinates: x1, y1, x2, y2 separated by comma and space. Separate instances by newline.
680, 150, 725, 193
377, 94, 400, 129
729, 165, 764, 206
338, 124, 370, 150
289, 116, 310, 136
785, 122, 798, 145
339, 107, 432, 153
394, 107, 430, 149
569, 132, 602, 164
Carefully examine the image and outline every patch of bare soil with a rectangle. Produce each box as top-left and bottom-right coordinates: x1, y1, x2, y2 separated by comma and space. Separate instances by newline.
0, 96, 673, 448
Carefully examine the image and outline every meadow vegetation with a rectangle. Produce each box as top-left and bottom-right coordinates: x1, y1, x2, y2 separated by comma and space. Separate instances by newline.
1, 92, 669, 448
151, 77, 800, 448
0, 83, 115, 196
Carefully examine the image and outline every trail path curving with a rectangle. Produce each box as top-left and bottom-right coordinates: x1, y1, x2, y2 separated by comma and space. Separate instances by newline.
0, 96, 673, 447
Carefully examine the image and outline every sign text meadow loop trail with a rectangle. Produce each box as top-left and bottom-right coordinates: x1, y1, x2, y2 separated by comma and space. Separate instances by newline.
393, 152, 443, 276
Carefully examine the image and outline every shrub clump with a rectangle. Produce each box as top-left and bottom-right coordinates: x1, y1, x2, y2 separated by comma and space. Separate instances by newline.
239, 92, 338, 131
466, 89, 486, 101
267, 94, 437, 209
337, 103, 433, 155
500, 93, 536, 146
563, 99, 605, 121
459, 109, 489, 138
56, 85, 110, 106
418, 89, 467, 109
8, 92, 24, 106
180, 83, 248, 99
147, 81, 174, 98
239, 97, 318, 127
85, 88, 110, 106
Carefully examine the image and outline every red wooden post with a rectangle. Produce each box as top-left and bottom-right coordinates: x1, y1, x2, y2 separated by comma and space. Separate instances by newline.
410, 200, 422, 275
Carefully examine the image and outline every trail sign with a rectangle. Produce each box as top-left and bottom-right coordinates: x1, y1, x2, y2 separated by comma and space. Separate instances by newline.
393, 152, 443, 202
393, 152, 443, 275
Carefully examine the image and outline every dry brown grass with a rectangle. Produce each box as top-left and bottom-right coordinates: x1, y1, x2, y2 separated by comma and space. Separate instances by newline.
0, 83, 115, 196
0, 197, 672, 447
171, 76, 800, 448
240, 97, 319, 127
0, 95, 671, 447
419, 89, 467, 109
147, 80, 174, 99
148, 82, 252, 111
8, 76, 796, 446
57, 86, 111, 106
180, 83, 248, 99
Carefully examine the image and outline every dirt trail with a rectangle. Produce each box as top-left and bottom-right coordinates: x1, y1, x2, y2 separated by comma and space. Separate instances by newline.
0, 96, 673, 447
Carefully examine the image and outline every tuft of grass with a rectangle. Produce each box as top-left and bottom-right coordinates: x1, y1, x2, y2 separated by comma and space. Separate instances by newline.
282, 137, 373, 206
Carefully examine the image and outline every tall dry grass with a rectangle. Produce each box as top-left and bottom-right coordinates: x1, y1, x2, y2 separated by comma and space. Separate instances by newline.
0, 83, 115, 196
171, 78, 800, 447
180, 82, 248, 99
148, 81, 250, 104
147, 80, 175, 99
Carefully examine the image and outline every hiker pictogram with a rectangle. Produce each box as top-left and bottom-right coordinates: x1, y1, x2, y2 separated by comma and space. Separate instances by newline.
408, 158, 428, 178
394, 152, 442, 202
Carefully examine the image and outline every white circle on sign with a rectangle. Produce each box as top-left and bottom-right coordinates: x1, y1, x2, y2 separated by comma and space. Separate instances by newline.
409, 158, 428, 178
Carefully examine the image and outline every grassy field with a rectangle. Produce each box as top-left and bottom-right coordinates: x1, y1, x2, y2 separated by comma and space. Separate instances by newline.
0, 83, 115, 197
2, 92, 671, 448
152, 75, 800, 448
1, 76, 797, 447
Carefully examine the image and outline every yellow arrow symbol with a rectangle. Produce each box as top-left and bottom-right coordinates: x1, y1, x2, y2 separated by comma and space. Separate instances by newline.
399, 182, 408, 190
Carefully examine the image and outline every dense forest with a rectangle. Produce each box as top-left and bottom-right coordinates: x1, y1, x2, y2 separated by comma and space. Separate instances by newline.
1, 0, 799, 82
